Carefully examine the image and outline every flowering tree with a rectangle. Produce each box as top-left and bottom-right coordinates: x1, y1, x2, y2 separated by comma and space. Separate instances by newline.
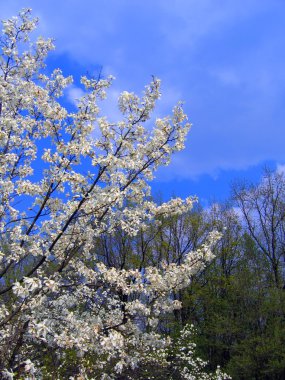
0, 9, 228, 379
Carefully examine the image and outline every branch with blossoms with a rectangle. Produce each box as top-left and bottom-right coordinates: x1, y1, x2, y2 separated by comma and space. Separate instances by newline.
0, 9, 227, 379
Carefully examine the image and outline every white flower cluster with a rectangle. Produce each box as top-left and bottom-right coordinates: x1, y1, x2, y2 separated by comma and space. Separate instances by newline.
171, 325, 230, 380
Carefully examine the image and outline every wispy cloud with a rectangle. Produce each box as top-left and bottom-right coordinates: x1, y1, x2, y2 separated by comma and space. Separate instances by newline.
66, 85, 85, 106
276, 163, 285, 175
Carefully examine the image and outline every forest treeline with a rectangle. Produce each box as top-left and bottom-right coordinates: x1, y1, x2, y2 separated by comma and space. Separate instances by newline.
2, 167, 284, 379
93, 168, 285, 379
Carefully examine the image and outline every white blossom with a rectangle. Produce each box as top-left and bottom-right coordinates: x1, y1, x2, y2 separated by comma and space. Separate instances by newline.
0, 9, 226, 379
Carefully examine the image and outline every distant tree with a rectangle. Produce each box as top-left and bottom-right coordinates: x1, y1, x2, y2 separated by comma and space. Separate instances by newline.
182, 202, 285, 380
232, 168, 285, 288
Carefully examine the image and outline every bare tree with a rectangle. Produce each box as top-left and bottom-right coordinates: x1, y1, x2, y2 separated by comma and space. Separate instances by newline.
232, 168, 285, 288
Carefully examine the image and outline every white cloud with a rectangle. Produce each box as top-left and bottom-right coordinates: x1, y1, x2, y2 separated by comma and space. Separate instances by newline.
211, 68, 241, 87
158, 0, 267, 50
99, 87, 121, 123
66, 85, 85, 106
276, 163, 285, 175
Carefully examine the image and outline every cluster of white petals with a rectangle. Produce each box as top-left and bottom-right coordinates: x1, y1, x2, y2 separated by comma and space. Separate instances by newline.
170, 325, 229, 380
0, 9, 225, 379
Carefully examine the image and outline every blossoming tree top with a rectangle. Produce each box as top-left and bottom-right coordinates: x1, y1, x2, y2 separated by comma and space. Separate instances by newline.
0, 9, 227, 380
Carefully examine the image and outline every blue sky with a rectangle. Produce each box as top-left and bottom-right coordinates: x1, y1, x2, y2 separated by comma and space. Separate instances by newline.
1, 1, 285, 205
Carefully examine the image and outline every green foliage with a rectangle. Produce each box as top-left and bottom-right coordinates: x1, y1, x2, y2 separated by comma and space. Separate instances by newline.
175, 203, 285, 379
